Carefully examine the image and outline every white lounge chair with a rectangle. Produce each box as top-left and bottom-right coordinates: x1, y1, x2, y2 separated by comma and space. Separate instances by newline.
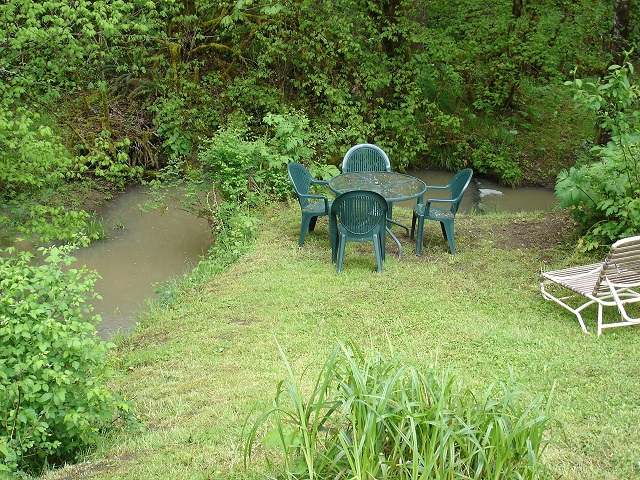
540, 235, 640, 335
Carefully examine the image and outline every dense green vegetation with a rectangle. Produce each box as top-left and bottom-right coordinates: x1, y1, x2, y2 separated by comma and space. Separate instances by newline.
1, 0, 640, 476
0, 246, 135, 476
559, 60, 640, 250
1, 0, 638, 246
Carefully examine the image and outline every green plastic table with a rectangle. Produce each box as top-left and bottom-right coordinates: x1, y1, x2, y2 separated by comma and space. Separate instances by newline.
329, 171, 427, 256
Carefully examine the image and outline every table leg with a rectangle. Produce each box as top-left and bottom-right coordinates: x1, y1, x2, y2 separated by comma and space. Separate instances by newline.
386, 226, 402, 257
384, 194, 424, 257
386, 201, 410, 235
387, 217, 410, 235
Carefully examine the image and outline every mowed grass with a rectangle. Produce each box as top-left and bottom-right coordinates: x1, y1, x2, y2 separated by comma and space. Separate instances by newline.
41, 203, 640, 479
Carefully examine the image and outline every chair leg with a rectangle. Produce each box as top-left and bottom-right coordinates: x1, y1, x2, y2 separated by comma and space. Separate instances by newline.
381, 227, 386, 261
331, 231, 337, 262
309, 216, 318, 232
373, 233, 383, 272
410, 212, 417, 238
299, 216, 312, 246
329, 215, 337, 262
415, 215, 425, 256
336, 234, 347, 273
597, 304, 603, 336
441, 220, 455, 254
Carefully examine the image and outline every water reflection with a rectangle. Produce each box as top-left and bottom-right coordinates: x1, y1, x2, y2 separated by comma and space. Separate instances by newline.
72, 186, 214, 339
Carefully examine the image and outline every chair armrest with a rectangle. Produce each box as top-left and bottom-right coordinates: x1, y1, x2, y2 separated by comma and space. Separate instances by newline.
300, 193, 330, 210
603, 276, 640, 324
425, 186, 466, 204
300, 192, 328, 201
426, 197, 456, 205
417, 196, 457, 217
310, 179, 332, 197
424, 185, 449, 192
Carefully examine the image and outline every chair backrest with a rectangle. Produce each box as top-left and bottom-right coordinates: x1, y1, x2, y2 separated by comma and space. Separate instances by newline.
595, 235, 640, 295
287, 162, 313, 208
341, 144, 391, 173
446, 168, 474, 214
331, 190, 388, 237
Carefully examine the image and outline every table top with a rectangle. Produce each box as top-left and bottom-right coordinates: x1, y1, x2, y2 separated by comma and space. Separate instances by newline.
328, 171, 427, 203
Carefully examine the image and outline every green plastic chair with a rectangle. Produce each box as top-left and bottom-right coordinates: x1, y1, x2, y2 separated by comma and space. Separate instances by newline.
341, 143, 391, 173
329, 190, 388, 273
287, 162, 332, 247
410, 168, 473, 255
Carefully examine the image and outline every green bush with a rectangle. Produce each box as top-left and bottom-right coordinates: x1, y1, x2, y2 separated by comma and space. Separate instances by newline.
145, 110, 338, 230
0, 246, 135, 476
470, 138, 523, 187
245, 342, 554, 479
0, 111, 108, 246
198, 112, 321, 205
557, 61, 640, 250
84, 131, 144, 189
0, 113, 75, 195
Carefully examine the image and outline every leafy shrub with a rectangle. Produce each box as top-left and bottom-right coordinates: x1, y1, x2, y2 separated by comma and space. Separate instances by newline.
0, 246, 135, 476
12, 204, 97, 246
470, 138, 523, 187
84, 131, 143, 189
145, 111, 338, 244
198, 112, 320, 205
0, 114, 75, 195
196, 126, 278, 206
0, 112, 108, 246
557, 61, 640, 250
245, 342, 554, 479
1, 196, 106, 247
152, 93, 203, 158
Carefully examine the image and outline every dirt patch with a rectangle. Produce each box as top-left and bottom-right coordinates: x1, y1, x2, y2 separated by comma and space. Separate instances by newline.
53, 458, 123, 480
386, 210, 578, 263
54, 452, 153, 479
229, 317, 261, 325
488, 211, 577, 250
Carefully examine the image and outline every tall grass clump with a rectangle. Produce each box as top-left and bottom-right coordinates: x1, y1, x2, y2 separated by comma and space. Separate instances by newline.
245, 341, 554, 479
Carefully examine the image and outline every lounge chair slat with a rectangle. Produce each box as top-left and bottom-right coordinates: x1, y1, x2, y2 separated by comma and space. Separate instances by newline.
540, 235, 640, 335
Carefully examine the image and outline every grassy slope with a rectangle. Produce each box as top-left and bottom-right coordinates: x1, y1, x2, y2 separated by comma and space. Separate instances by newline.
42, 203, 640, 480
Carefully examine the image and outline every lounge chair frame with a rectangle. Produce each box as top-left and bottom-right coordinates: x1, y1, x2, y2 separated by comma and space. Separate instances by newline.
540, 235, 640, 335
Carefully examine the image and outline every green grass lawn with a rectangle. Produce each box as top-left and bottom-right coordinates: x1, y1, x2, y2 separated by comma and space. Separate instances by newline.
41, 203, 640, 479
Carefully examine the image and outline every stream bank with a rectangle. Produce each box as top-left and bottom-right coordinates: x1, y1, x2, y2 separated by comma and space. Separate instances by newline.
78, 173, 558, 339
72, 185, 214, 339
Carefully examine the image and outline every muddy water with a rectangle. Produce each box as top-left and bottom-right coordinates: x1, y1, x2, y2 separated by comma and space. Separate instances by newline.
397, 170, 558, 213
72, 186, 214, 339
81, 174, 556, 339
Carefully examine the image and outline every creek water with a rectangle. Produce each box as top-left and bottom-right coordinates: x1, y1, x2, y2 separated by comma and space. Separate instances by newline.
79, 174, 557, 339
399, 170, 558, 213
71, 186, 214, 339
